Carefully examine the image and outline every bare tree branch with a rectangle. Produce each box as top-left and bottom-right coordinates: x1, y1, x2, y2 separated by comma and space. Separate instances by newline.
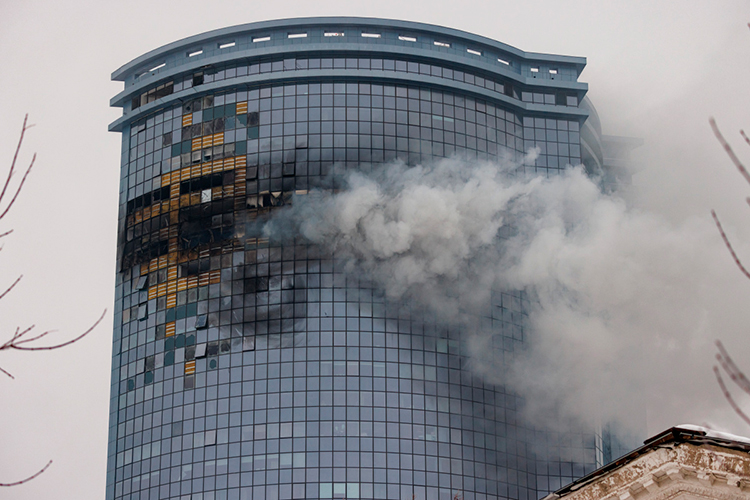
0, 460, 52, 487
0, 115, 104, 487
710, 108, 750, 425
0, 310, 105, 379
0, 115, 104, 379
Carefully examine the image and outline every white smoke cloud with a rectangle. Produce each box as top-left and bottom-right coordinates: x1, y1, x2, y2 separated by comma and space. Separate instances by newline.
265, 154, 750, 438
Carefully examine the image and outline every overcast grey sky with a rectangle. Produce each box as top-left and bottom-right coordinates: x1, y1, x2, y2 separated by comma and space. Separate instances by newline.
1, 1, 750, 498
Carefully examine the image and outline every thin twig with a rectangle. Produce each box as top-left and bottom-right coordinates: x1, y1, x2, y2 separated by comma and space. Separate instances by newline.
0, 460, 52, 487
710, 118, 750, 186
0, 114, 35, 221
712, 210, 750, 280
10, 328, 54, 346
0, 275, 21, 301
716, 340, 750, 394
714, 366, 750, 426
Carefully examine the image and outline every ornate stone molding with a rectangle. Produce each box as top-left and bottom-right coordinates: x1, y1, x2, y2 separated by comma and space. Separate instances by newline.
548, 442, 750, 500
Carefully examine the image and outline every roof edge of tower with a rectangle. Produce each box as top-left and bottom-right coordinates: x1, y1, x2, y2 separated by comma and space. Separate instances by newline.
112, 17, 586, 82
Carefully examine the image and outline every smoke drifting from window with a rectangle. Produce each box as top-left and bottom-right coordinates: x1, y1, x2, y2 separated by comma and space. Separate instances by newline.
264, 155, 748, 437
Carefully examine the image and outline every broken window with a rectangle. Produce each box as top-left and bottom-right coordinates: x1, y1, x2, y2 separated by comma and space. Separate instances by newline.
219, 339, 231, 354
195, 314, 208, 329
136, 275, 148, 291
194, 343, 207, 358
206, 341, 219, 356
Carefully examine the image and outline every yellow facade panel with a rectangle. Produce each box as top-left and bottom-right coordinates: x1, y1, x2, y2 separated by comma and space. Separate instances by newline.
182, 114, 192, 127
165, 321, 176, 337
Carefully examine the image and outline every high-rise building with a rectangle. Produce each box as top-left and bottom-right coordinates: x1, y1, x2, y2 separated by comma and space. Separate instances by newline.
108, 18, 608, 500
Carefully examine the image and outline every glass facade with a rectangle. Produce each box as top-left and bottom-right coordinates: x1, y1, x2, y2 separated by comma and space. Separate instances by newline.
108, 18, 602, 500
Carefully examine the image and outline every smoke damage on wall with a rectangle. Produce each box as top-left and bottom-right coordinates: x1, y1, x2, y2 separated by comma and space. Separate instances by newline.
262, 152, 749, 440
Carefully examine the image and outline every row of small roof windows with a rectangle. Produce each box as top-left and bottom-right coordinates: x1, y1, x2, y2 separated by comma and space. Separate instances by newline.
140, 30, 524, 77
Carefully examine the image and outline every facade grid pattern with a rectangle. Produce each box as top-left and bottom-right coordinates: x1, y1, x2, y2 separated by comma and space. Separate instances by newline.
109, 18, 600, 500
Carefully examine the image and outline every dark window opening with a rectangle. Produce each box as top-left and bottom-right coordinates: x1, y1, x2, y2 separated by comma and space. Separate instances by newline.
180, 172, 226, 195
126, 186, 170, 216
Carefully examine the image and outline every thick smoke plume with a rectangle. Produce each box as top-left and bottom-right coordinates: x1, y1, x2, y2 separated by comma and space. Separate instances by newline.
265, 154, 750, 437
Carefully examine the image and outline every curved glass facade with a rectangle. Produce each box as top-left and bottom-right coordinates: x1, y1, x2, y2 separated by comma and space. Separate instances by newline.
108, 18, 602, 500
